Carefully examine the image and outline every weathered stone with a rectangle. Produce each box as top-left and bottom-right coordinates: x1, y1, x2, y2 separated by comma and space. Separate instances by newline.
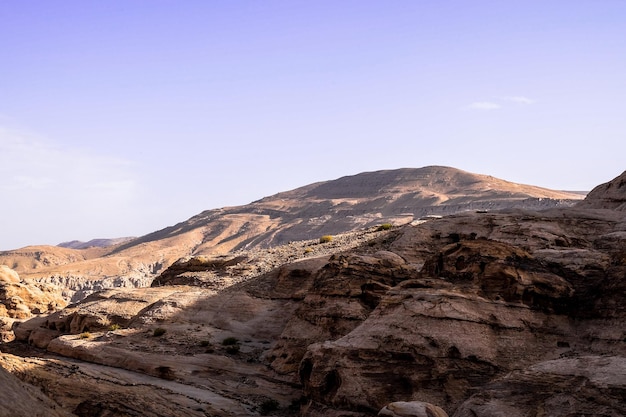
379, 401, 448, 417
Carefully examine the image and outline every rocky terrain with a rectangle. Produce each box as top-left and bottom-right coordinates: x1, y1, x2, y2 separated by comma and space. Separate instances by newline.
0, 168, 624, 416
0, 166, 583, 303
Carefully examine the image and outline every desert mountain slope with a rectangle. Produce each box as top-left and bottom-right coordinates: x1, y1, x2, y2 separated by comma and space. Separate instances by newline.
0, 166, 584, 302
1, 170, 623, 417
122, 166, 583, 251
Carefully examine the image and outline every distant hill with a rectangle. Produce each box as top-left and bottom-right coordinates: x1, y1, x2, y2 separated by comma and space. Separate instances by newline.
58, 237, 136, 250
0, 166, 586, 300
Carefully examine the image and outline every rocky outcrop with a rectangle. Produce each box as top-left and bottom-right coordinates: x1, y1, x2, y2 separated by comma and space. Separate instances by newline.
151, 228, 388, 289
294, 204, 626, 415
0, 364, 74, 417
379, 401, 448, 417
577, 170, 626, 211
0, 266, 67, 342
453, 356, 626, 416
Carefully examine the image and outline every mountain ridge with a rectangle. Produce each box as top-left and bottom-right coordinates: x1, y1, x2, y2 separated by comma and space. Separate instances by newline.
0, 166, 585, 302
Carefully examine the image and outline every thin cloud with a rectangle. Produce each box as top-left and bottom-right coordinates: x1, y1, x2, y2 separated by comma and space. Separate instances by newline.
0, 126, 138, 210
467, 101, 501, 110
0, 126, 142, 248
504, 96, 535, 105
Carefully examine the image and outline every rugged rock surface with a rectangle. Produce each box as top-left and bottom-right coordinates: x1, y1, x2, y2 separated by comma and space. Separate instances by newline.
0, 166, 584, 304
453, 356, 626, 417
294, 205, 626, 415
0, 266, 67, 342
7, 168, 626, 417
0, 363, 74, 417
577, 169, 626, 211
379, 401, 448, 417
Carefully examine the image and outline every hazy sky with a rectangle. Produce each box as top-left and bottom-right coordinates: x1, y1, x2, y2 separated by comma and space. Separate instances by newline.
1, 1, 625, 250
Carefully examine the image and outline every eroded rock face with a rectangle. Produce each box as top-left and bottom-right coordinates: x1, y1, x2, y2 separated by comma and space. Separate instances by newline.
295, 205, 626, 415
453, 356, 626, 417
0, 266, 67, 342
0, 364, 74, 417
577, 170, 626, 211
269, 250, 418, 376
379, 401, 448, 417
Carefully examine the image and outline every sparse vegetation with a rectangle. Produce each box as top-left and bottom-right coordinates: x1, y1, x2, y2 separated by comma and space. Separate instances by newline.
377, 223, 393, 231
109, 324, 121, 331
153, 327, 166, 337
225, 344, 240, 354
259, 398, 280, 415
222, 336, 239, 346
319, 235, 333, 243
199, 340, 211, 347
304, 247, 313, 254
79, 332, 91, 339
222, 336, 240, 354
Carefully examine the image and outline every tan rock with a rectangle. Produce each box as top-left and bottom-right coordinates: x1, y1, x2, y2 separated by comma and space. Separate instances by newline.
453, 356, 626, 416
0, 265, 20, 284
379, 401, 449, 417
0, 362, 74, 417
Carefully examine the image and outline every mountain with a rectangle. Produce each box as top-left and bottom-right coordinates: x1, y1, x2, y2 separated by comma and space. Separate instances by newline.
0, 166, 584, 302
1, 169, 623, 417
57, 237, 136, 249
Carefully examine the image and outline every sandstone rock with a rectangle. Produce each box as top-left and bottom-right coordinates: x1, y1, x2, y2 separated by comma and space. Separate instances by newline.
577, 170, 626, 211
379, 401, 448, 417
0, 265, 20, 284
295, 202, 626, 414
0, 363, 74, 417
0, 266, 67, 341
452, 356, 626, 417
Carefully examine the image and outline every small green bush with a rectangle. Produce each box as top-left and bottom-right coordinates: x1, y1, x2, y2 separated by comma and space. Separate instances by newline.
153, 327, 166, 337
377, 223, 393, 231
109, 324, 121, 331
319, 235, 333, 243
79, 332, 91, 339
222, 336, 239, 346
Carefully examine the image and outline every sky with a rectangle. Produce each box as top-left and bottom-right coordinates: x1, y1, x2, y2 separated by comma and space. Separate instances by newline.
1, 1, 625, 250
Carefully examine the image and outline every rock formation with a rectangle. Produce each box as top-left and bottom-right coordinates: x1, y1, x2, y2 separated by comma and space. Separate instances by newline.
4, 167, 626, 417
0, 265, 66, 342
577, 169, 626, 211
0, 364, 74, 417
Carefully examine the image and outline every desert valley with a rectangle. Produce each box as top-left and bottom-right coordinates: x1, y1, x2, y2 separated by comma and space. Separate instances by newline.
1, 165, 625, 417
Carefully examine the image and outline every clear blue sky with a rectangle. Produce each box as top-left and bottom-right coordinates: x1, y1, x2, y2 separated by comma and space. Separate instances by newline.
1, 1, 625, 250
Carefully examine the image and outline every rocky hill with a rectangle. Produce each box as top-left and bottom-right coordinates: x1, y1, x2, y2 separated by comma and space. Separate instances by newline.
0, 166, 584, 302
1, 169, 624, 417
57, 237, 136, 250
